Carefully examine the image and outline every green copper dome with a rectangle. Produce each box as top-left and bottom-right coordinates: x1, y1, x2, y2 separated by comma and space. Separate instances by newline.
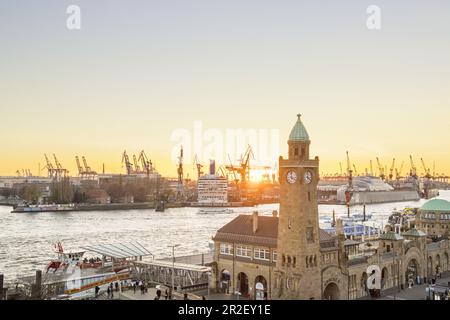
289, 114, 310, 141
421, 199, 450, 212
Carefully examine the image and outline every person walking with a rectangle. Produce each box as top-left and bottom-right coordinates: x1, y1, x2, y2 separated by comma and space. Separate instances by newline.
107, 286, 111, 299
115, 282, 119, 292
95, 286, 100, 298
133, 281, 136, 293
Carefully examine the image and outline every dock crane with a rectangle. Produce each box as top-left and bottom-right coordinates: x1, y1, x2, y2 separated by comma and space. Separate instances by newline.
420, 158, 432, 179
239, 145, 255, 184
53, 154, 68, 178
409, 155, 418, 179
352, 164, 359, 176
339, 162, 343, 176
227, 154, 239, 184
138, 150, 153, 175
122, 151, 133, 175
44, 154, 56, 178
177, 146, 184, 185
216, 165, 228, 178
376, 157, 385, 180
75, 156, 84, 175
193, 154, 204, 179
225, 145, 255, 184
346, 151, 351, 177
395, 161, 405, 180
133, 155, 141, 173
82, 156, 91, 173
388, 158, 395, 181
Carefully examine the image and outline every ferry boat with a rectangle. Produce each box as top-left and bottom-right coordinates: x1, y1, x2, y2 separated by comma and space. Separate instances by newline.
18, 242, 131, 300
197, 208, 234, 214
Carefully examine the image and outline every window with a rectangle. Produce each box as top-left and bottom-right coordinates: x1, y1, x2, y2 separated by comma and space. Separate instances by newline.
272, 250, 277, 262
236, 245, 251, 258
294, 147, 298, 156
220, 243, 233, 255
254, 248, 270, 261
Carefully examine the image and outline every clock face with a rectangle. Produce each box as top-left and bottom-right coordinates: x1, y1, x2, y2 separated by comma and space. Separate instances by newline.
286, 170, 297, 184
304, 171, 313, 184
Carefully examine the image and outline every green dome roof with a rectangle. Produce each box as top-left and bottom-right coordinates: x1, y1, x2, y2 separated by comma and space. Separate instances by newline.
421, 199, 450, 212
289, 114, 310, 142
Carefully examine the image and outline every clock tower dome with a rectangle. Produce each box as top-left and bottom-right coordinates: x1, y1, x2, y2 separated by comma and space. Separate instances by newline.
273, 114, 322, 299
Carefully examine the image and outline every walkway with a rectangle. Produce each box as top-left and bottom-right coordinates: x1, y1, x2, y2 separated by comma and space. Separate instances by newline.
378, 276, 450, 300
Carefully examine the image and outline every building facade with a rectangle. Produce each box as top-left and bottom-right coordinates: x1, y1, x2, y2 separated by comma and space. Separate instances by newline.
197, 174, 228, 205
210, 114, 450, 300
415, 199, 450, 237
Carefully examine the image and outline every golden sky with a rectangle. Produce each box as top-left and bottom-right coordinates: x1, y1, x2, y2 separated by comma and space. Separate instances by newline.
0, 1, 449, 178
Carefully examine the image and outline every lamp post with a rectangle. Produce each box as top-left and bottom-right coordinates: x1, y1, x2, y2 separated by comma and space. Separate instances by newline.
168, 244, 180, 298
207, 271, 212, 298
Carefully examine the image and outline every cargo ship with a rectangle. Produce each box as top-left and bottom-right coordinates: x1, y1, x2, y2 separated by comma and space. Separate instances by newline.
319, 175, 425, 205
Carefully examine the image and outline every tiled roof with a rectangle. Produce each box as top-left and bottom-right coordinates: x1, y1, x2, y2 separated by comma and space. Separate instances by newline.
216, 214, 278, 238
214, 214, 335, 247
380, 231, 404, 241
403, 228, 427, 237
289, 114, 310, 142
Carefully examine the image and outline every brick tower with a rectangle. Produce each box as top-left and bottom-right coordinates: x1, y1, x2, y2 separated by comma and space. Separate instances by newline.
273, 114, 322, 299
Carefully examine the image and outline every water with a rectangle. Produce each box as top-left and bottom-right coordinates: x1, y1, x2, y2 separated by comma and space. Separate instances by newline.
1, 190, 449, 282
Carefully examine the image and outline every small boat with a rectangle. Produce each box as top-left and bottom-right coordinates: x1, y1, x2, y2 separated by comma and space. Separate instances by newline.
197, 208, 234, 214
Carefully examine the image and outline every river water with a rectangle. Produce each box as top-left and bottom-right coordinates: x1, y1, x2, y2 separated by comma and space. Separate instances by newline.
1, 190, 450, 282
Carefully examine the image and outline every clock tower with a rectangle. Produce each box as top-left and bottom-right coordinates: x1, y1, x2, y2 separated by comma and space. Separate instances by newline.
273, 114, 322, 299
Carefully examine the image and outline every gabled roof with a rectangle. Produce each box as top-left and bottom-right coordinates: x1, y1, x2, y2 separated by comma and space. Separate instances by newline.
216, 214, 278, 239
421, 199, 450, 212
214, 214, 335, 247
380, 231, 404, 241
289, 114, 310, 142
402, 228, 427, 237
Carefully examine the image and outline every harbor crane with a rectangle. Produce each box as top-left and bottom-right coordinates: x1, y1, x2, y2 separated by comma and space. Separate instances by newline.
44, 154, 56, 178
409, 155, 418, 179
420, 158, 432, 179
339, 162, 343, 176
388, 158, 396, 181
53, 154, 69, 179
227, 154, 240, 184
395, 161, 405, 179
376, 157, 385, 180
352, 164, 359, 176
122, 151, 134, 175
346, 151, 351, 177
225, 145, 255, 184
133, 155, 141, 173
370, 160, 374, 176
177, 146, 184, 185
75, 156, 84, 175
193, 154, 204, 179
216, 165, 228, 178
82, 156, 92, 173
138, 150, 153, 175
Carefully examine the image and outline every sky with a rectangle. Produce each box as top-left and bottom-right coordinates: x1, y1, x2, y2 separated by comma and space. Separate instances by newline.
0, 0, 449, 178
